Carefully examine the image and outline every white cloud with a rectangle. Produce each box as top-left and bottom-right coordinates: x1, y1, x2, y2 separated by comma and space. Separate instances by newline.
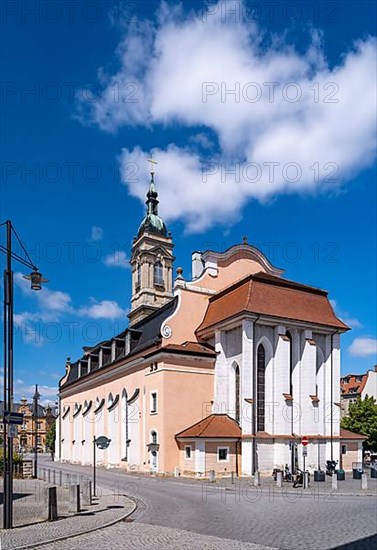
348, 337, 377, 357
91, 226, 103, 241
79, 1, 377, 232
330, 299, 362, 329
14, 272, 72, 320
103, 250, 130, 269
79, 299, 127, 320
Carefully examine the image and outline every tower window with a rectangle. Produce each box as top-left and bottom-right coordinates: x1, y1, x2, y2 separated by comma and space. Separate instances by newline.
136, 264, 141, 291
154, 261, 164, 287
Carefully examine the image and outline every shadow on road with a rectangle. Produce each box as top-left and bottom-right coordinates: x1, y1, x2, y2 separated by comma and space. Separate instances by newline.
0, 492, 32, 504
330, 534, 377, 549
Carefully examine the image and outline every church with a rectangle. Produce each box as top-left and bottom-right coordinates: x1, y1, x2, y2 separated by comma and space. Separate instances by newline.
56, 169, 360, 476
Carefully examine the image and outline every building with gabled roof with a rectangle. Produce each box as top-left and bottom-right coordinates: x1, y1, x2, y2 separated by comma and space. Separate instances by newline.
57, 172, 356, 475
340, 366, 377, 417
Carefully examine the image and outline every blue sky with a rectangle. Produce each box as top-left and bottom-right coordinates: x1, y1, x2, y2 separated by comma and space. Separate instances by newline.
1, 0, 376, 405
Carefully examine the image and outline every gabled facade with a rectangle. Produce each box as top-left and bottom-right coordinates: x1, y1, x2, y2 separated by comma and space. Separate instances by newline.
57, 175, 353, 475
0, 398, 55, 453
340, 366, 377, 417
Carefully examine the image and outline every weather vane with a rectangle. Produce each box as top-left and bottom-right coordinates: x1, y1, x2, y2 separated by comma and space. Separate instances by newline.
147, 155, 158, 176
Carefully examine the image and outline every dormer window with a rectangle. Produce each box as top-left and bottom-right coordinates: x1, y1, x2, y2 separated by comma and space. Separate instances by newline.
154, 261, 164, 287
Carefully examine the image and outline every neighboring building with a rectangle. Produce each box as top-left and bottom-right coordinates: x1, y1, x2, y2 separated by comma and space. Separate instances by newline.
0, 397, 56, 453
340, 366, 377, 417
56, 173, 356, 475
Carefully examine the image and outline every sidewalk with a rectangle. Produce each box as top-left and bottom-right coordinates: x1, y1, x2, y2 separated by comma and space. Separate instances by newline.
0, 479, 135, 550
101, 467, 377, 497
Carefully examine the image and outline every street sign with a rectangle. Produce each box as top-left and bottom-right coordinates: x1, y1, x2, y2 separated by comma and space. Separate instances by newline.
301, 436, 309, 447
302, 447, 308, 457
3, 411, 24, 425
8, 426, 18, 438
95, 436, 111, 450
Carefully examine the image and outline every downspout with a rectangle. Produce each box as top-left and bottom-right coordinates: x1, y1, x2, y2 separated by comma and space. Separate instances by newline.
252, 315, 260, 475
58, 394, 61, 461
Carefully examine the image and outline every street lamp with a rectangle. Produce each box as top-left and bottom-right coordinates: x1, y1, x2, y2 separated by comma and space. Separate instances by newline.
33, 385, 41, 479
1, 220, 48, 529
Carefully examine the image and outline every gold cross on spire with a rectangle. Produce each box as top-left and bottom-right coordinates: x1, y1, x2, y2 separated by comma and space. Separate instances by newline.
147, 155, 158, 175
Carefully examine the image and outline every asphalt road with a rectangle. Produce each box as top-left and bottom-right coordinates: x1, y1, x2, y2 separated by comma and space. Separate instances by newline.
38, 456, 377, 550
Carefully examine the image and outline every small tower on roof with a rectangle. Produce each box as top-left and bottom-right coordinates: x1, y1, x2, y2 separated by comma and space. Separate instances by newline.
128, 158, 175, 326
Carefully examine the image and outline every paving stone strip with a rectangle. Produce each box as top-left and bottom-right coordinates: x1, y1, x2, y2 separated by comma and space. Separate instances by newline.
32, 522, 276, 550
0, 482, 135, 550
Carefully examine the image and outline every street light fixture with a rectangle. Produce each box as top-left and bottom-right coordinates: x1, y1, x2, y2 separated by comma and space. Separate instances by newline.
33, 385, 41, 479
1, 220, 48, 530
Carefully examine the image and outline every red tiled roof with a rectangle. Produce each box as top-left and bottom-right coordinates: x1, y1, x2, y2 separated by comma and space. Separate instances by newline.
340, 373, 367, 395
145, 341, 216, 359
340, 428, 367, 440
197, 272, 349, 333
176, 414, 241, 439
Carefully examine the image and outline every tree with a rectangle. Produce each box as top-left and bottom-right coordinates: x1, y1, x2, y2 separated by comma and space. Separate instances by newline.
45, 422, 56, 454
341, 395, 377, 452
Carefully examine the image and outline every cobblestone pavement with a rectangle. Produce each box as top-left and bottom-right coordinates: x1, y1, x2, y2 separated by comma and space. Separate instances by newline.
31, 459, 377, 550
0, 479, 70, 527
33, 522, 275, 549
0, 482, 134, 550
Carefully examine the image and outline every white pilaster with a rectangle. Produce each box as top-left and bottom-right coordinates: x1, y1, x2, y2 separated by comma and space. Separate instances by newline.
214, 330, 228, 414
273, 327, 291, 434
241, 319, 253, 434
299, 331, 317, 435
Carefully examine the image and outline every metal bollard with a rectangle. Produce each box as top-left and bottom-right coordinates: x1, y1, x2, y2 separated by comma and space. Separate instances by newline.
254, 472, 260, 487
47, 469, 51, 484
276, 471, 282, 488
59, 471, 62, 487
231, 471, 235, 484
361, 473, 368, 490
303, 471, 309, 489
68, 484, 81, 513
53, 470, 56, 485
48, 486, 58, 521
209, 470, 216, 483
332, 473, 338, 491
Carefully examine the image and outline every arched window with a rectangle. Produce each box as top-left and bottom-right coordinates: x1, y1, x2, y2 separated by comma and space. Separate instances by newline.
286, 331, 293, 396
234, 364, 240, 423
154, 261, 163, 286
257, 344, 266, 432
136, 263, 141, 290
151, 430, 157, 444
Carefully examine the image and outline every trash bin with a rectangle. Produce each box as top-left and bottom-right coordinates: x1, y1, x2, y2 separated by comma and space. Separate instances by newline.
337, 469, 345, 481
353, 468, 363, 479
314, 470, 325, 482
371, 468, 377, 479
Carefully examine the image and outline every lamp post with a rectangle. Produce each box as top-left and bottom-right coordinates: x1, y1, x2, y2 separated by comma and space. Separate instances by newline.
33, 385, 41, 478
1, 220, 48, 529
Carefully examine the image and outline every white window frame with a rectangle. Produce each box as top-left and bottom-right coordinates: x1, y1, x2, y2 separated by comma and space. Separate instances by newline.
150, 390, 158, 414
185, 445, 192, 460
217, 446, 230, 463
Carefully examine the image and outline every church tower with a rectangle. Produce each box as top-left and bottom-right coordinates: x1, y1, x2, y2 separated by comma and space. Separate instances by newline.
128, 165, 175, 326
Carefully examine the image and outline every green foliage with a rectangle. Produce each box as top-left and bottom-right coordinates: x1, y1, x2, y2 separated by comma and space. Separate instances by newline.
46, 422, 56, 453
341, 395, 377, 452
0, 449, 23, 473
